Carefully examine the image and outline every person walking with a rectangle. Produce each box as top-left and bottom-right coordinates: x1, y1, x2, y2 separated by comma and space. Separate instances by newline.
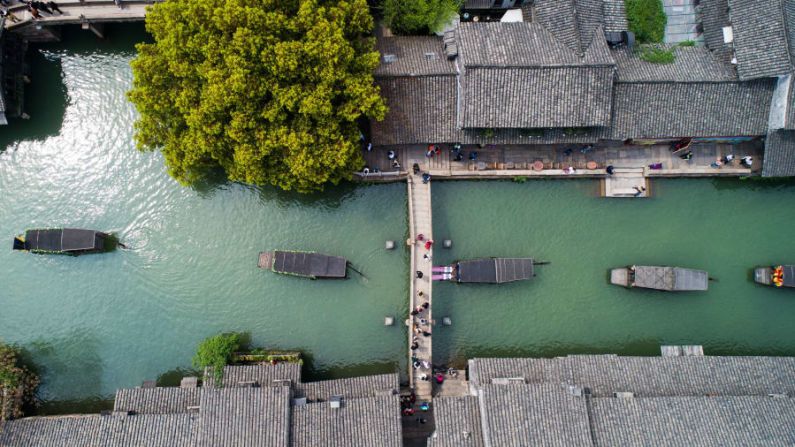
47, 1, 62, 14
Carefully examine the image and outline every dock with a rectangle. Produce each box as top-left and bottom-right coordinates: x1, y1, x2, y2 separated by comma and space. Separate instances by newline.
602, 167, 649, 198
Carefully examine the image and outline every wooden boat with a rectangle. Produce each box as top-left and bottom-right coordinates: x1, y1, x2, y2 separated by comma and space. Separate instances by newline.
433, 258, 535, 283
610, 265, 708, 291
13, 228, 113, 255
258, 250, 347, 279
754, 265, 795, 288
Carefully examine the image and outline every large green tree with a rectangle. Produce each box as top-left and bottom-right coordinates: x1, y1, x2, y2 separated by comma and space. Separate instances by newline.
129, 0, 386, 192
382, 0, 461, 35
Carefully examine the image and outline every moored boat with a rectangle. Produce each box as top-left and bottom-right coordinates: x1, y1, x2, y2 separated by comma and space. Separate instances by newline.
13, 228, 114, 255
610, 265, 708, 291
258, 250, 347, 279
754, 265, 795, 288
433, 257, 536, 283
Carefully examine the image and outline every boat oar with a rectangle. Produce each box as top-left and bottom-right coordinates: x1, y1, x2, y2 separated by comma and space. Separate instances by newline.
533, 261, 550, 266
708, 277, 718, 282
347, 262, 368, 281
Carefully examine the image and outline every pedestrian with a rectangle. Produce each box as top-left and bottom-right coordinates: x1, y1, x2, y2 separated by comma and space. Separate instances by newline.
722, 154, 735, 164
420, 318, 428, 325
422, 302, 428, 309
422, 172, 431, 184
47, 1, 62, 14
415, 305, 423, 313
362, 166, 370, 176
410, 309, 419, 316
114, 0, 122, 9
413, 361, 421, 369
417, 291, 424, 297
411, 342, 418, 350
435, 373, 445, 384
422, 331, 431, 337
416, 270, 423, 279
633, 186, 643, 197
29, 6, 42, 19
424, 240, 433, 250
392, 159, 401, 169
710, 160, 722, 169
606, 165, 614, 175
469, 151, 478, 161
741, 155, 753, 167
423, 253, 431, 262
387, 150, 395, 160
420, 374, 428, 381
420, 402, 430, 411
414, 326, 422, 334
34, 1, 52, 14
366, 142, 372, 152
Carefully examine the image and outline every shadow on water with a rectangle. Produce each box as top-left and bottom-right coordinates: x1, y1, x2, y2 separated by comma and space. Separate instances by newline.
37, 397, 113, 416
256, 180, 365, 210
0, 23, 151, 152
710, 176, 795, 191
156, 367, 200, 387
25, 330, 104, 402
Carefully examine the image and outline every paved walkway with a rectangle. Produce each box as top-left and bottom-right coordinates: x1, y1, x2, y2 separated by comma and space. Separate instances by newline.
407, 175, 433, 402
3, 0, 158, 31
663, 0, 701, 44
359, 141, 762, 183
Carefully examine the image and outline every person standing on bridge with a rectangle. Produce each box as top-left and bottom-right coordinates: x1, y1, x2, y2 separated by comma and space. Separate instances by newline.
114, 0, 123, 9
28, 5, 43, 20
32, 1, 53, 14
47, 1, 62, 14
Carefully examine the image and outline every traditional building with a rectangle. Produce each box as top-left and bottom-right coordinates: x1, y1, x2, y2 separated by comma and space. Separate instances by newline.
429, 353, 795, 446
372, 0, 795, 176
0, 365, 402, 447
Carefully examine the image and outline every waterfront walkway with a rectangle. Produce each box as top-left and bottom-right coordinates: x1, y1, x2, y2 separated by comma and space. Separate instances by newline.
3, 0, 157, 33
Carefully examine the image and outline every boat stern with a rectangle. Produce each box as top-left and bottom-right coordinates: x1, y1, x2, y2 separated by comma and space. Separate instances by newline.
12, 235, 26, 251
754, 267, 771, 286
610, 268, 630, 287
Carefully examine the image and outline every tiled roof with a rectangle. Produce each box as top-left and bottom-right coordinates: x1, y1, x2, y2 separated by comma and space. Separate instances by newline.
375, 37, 456, 77
203, 364, 302, 388
533, 0, 584, 54
371, 75, 459, 145
610, 79, 775, 139
591, 395, 795, 446
531, 0, 628, 53
290, 395, 402, 447
294, 373, 398, 401
457, 22, 614, 67
469, 355, 795, 396
613, 47, 737, 82
602, 0, 629, 32
427, 396, 484, 447
763, 129, 795, 176
461, 65, 615, 128
197, 386, 291, 447
699, 0, 733, 62
478, 384, 592, 447
0, 413, 198, 447
727, 0, 793, 79
114, 388, 200, 414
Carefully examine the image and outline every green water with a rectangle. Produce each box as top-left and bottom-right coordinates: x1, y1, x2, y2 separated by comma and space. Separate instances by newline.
0, 25, 407, 411
432, 179, 795, 364
3, 25, 795, 414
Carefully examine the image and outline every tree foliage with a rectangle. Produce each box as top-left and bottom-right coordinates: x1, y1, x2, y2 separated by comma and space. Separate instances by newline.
129, 0, 387, 192
192, 332, 241, 384
382, 0, 461, 35
0, 342, 39, 421
625, 0, 666, 44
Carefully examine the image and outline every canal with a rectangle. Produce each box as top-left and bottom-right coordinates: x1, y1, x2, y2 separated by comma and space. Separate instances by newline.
2, 24, 795, 413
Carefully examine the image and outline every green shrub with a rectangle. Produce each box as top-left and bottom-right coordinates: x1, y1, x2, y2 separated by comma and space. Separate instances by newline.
625, 0, 666, 44
638, 45, 676, 64
193, 333, 241, 384
383, 0, 461, 35
0, 342, 39, 420
678, 40, 696, 47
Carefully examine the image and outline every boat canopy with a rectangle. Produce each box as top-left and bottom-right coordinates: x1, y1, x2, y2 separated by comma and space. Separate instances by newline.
22, 229, 104, 253
457, 258, 534, 284
270, 251, 347, 279
633, 266, 708, 291
781, 266, 795, 287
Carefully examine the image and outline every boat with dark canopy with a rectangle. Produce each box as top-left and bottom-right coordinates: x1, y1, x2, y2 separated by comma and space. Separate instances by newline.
754, 265, 795, 288
13, 228, 112, 255
258, 250, 347, 279
610, 265, 709, 291
433, 258, 535, 283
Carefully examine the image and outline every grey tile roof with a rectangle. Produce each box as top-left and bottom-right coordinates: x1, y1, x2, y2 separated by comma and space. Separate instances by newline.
114, 387, 200, 414
591, 395, 795, 446
610, 79, 775, 139
478, 384, 592, 447
461, 65, 615, 128
459, 127, 603, 145
197, 386, 291, 447
464, 0, 493, 8
427, 396, 484, 447
613, 47, 737, 82
470, 355, 795, 397
371, 75, 459, 145
699, 0, 733, 62
602, 0, 629, 32
457, 22, 614, 67
294, 373, 398, 401
375, 37, 456, 77
728, 0, 793, 79
0, 413, 198, 447
468, 357, 571, 388
763, 129, 795, 176
533, 0, 584, 54
290, 395, 402, 447
203, 364, 302, 388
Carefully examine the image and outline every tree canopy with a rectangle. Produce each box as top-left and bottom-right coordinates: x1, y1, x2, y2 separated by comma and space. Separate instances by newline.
192, 332, 242, 383
625, 0, 666, 44
382, 0, 461, 35
129, 0, 386, 192
0, 341, 38, 421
